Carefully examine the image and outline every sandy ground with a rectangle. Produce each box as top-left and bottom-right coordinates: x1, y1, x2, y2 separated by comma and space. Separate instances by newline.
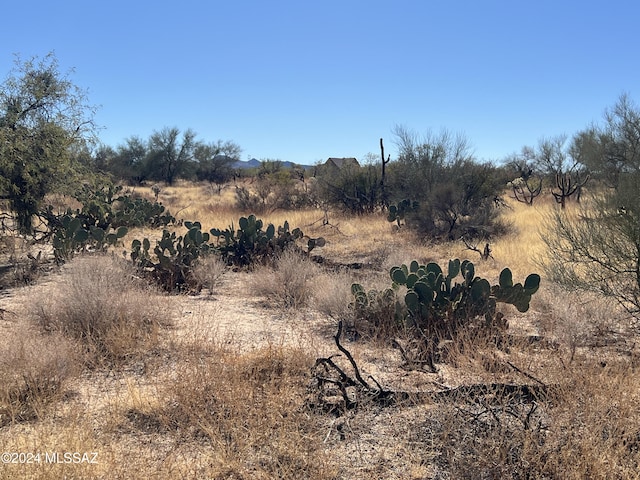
0, 261, 564, 479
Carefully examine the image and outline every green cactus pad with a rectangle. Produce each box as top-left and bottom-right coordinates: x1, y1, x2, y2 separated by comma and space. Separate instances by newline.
406, 272, 420, 288
524, 274, 541, 294
499, 268, 514, 288
448, 259, 461, 279
391, 266, 407, 285
405, 290, 420, 313
413, 281, 433, 303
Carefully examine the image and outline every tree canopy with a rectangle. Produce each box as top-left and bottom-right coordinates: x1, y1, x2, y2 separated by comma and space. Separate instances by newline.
0, 53, 96, 233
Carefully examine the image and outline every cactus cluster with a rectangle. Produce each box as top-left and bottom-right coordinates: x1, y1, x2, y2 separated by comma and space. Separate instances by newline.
387, 199, 419, 227
50, 211, 128, 264
390, 259, 540, 325
130, 221, 211, 291
129, 215, 324, 290
112, 196, 176, 228
211, 214, 325, 266
45, 184, 175, 263
71, 184, 176, 230
350, 258, 540, 363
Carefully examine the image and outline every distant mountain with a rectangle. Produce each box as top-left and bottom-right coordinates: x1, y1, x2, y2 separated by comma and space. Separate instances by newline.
233, 158, 262, 169
233, 158, 313, 170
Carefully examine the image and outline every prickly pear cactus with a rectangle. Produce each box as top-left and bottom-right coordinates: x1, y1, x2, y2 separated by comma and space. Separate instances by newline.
387, 199, 419, 226
352, 258, 541, 366
210, 215, 324, 266
390, 259, 540, 324
130, 221, 212, 291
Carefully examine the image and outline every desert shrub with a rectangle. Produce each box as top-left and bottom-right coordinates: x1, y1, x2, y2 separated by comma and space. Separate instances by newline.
235, 173, 314, 213
31, 255, 170, 366
403, 162, 510, 240
312, 269, 356, 320
0, 325, 79, 425
387, 127, 509, 240
190, 254, 227, 295
313, 162, 382, 214
234, 185, 265, 213
250, 248, 319, 309
541, 174, 640, 323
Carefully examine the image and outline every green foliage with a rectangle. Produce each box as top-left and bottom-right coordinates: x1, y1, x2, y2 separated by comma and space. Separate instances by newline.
314, 161, 383, 214
130, 221, 212, 291
194, 140, 241, 186
145, 127, 197, 185
351, 259, 540, 363
129, 215, 324, 290
48, 209, 128, 264
388, 259, 539, 323
0, 53, 96, 233
44, 184, 175, 263
387, 199, 419, 226
210, 214, 325, 267
70, 184, 176, 229
388, 128, 509, 240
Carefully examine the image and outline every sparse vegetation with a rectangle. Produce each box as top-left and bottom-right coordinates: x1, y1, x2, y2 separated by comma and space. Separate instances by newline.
3, 81, 640, 477
30, 255, 170, 366
0, 325, 79, 426
143, 343, 338, 479
249, 247, 320, 309
190, 253, 227, 294
1, 182, 639, 479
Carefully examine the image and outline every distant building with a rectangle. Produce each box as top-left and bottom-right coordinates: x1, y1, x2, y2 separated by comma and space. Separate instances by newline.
315, 157, 360, 176
324, 157, 359, 169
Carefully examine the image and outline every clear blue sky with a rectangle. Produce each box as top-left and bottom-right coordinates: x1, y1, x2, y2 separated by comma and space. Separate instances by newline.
1, 1, 638, 165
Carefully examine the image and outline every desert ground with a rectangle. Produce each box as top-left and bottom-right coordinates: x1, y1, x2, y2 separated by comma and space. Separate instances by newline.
1, 182, 639, 479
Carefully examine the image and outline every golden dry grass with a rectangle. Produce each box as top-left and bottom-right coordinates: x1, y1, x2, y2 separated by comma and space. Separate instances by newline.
29, 255, 172, 367
1, 182, 639, 479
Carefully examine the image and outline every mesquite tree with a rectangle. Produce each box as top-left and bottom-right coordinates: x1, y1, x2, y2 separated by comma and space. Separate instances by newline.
542, 96, 640, 321
0, 53, 96, 233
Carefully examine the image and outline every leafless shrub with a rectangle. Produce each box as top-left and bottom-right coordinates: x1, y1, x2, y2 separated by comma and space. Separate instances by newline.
190, 254, 227, 295
250, 249, 319, 309
0, 325, 79, 425
31, 255, 172, 366
312, 269, 355, 321
425, 358, 640, 479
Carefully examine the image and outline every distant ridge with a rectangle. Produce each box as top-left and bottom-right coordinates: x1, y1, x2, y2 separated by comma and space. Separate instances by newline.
233, 158, 262, 169
233, 158, 313, 170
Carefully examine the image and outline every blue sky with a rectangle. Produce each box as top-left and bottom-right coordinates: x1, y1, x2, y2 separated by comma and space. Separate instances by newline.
1, 1, 638, 165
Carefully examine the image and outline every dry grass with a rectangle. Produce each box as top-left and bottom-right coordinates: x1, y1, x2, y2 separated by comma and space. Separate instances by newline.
421, 355, 640, 479
0, 324, 79, 427
190, 254, 227, 295
2, 182, 640, 479
312, 268, 356, 321
249, 248, 321, 309
30, 255, 172, 367
109, 337, 339, 479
